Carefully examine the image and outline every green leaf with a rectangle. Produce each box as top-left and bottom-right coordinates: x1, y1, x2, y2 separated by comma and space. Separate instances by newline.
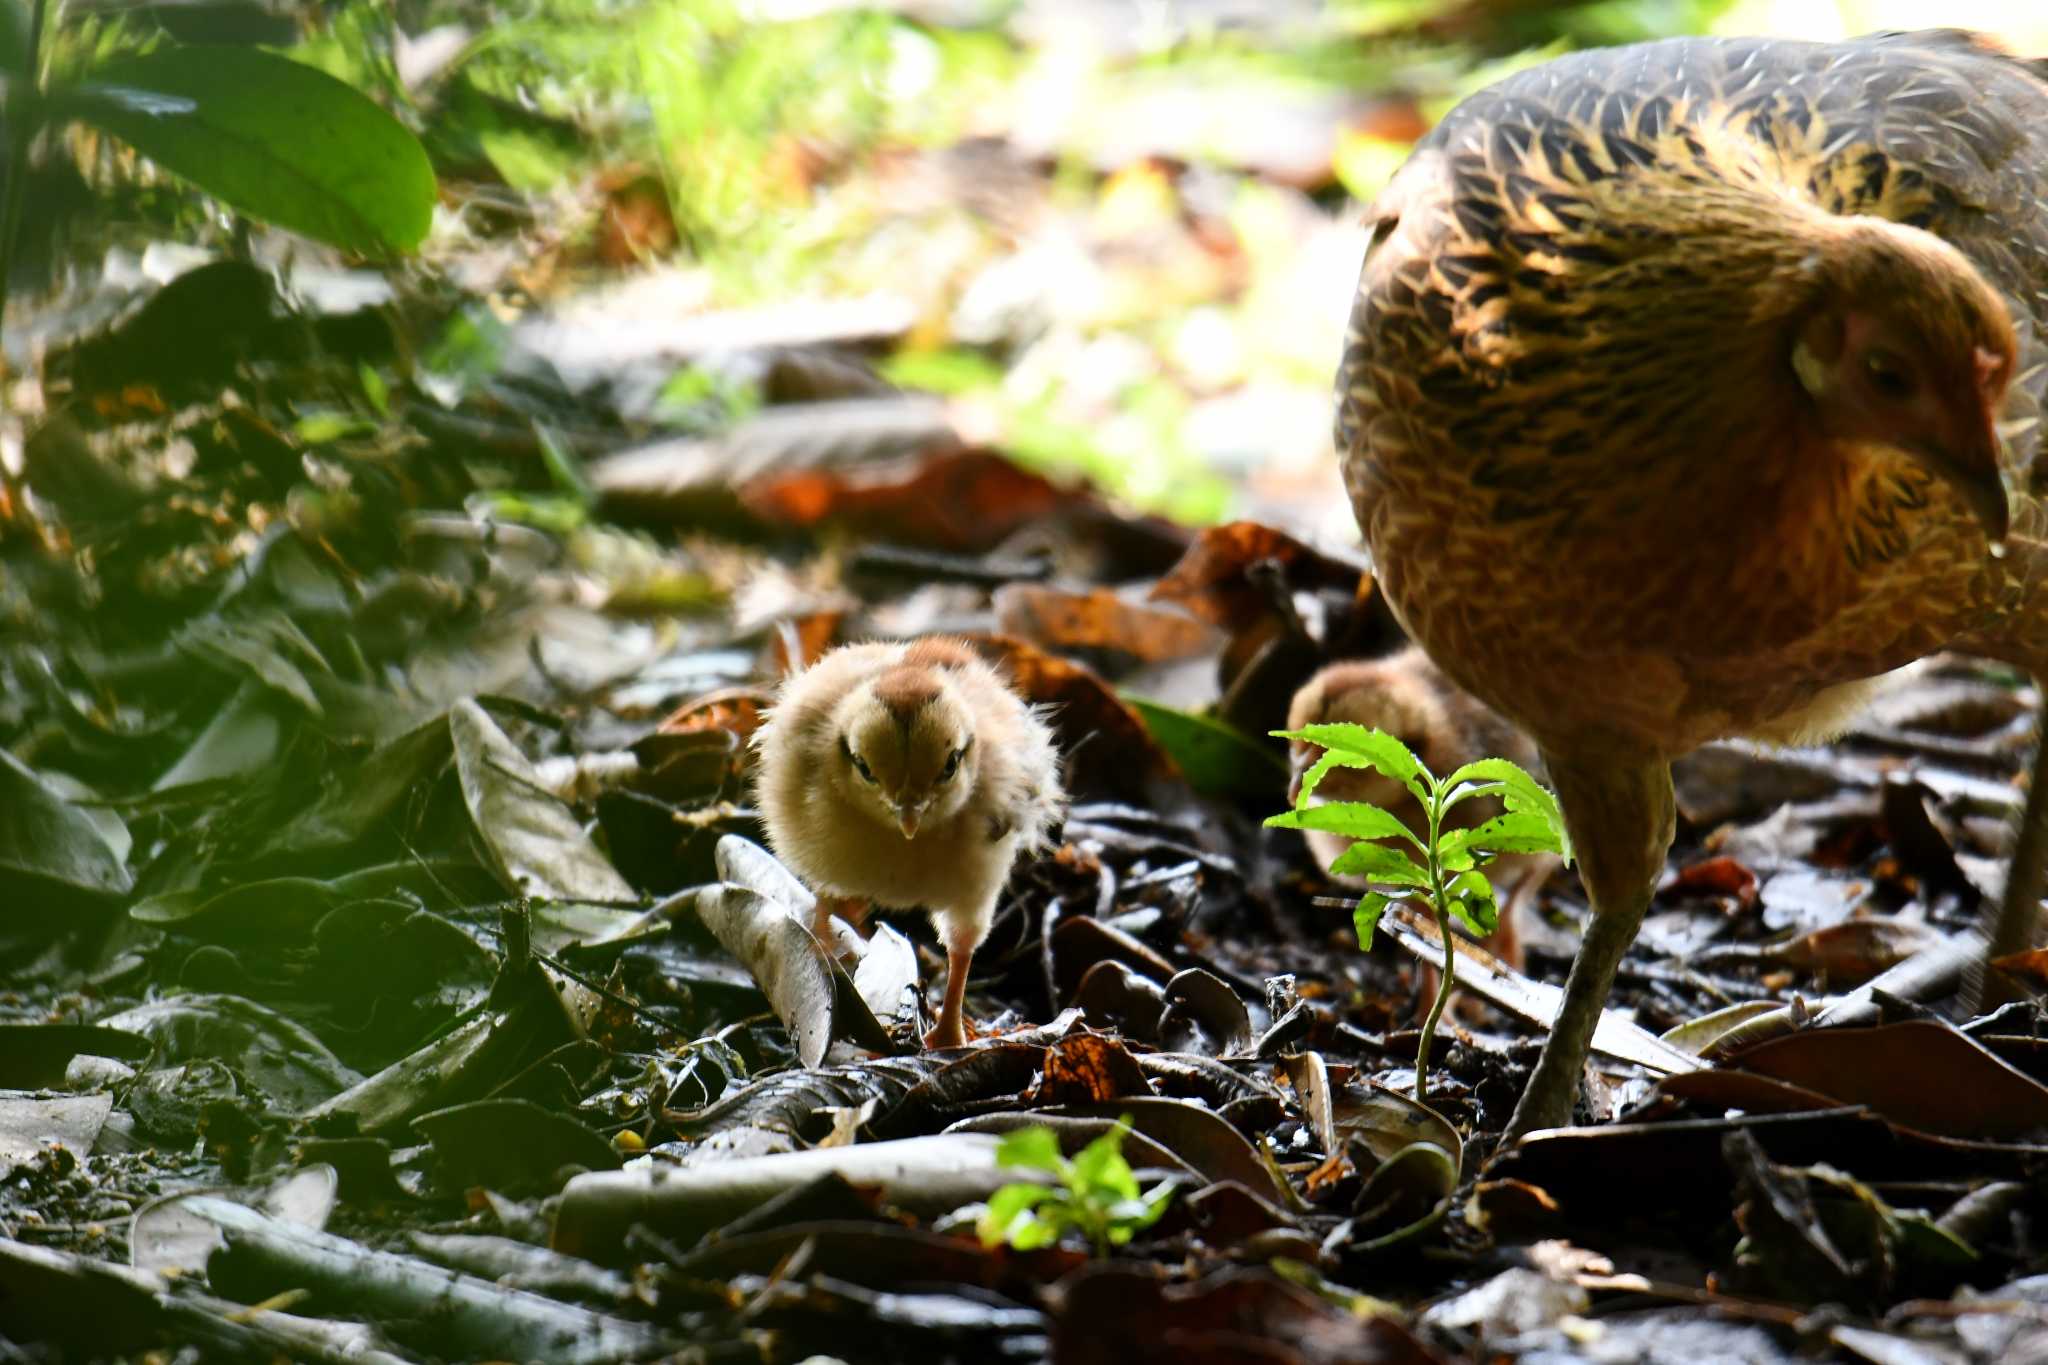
976, 1181, 1060, 1248
1129, 698, 1287, 799
1274, 725, 1427, 805
1070, 1121, 1140, 1202
996, 1126, 1065, 1174
1443, 808, 1566, 860
65, 47, 435, 255
1326, 840, 1431, 887
1265, 800, 1419, 846
1353, 892, 1394, 949
1446, 870, 1498, 938
0, 0, 28, 79
1440, 758, 1572, 864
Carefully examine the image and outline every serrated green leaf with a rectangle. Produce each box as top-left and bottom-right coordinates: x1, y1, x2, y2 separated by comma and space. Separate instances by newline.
1440, 758, 1572, 864
1327, 840, 1431, 886
1438, 779, 1506, 810
1354, 892, 1394, 949
65, 47, 436, 255
1446, 869, 1498, 937
1274, 724, 1427, 805
1070, 1121, 1140, 1201
1444, 808, 1567, 860
976, 1181, 1060, 1247
1265, 800, 1420, 846
996, 1126, 1065, 1174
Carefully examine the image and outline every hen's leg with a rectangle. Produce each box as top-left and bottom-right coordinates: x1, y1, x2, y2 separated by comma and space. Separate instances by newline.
1982, 707, 2048, 1000
1504, 753, 1675, 1144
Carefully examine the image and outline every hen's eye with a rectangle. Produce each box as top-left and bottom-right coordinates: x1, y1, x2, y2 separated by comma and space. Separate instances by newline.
1865, 350, 1916, 401
939, 746, 965, 781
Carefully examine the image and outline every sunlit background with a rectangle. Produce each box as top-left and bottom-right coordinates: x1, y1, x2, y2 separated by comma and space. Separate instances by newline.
21, 0, 2048, 533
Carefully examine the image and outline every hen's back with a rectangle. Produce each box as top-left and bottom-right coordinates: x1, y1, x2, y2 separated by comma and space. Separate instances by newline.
1341, 31, 2048, 509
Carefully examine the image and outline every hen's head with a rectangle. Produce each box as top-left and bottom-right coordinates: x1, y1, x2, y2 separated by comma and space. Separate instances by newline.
833, 665, 977, 838
1791, 221, 2017, 541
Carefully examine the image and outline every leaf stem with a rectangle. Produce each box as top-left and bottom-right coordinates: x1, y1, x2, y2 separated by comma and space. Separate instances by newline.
1414, 777, 1456, 1103
0, 0, 46, 335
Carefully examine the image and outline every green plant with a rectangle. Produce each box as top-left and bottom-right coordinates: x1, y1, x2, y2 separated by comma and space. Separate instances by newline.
0, 0, 435, 318
1266, 725, 1572, 1103
974, 1119, 1177, 1255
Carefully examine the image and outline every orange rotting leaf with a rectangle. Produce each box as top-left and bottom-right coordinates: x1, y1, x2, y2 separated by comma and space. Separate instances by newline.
1031, 1032, 1152, 1106
993, 584, 1217, 663
657, 686, 774, 743
1149, 520, 1370, 630
740, 448, 1086, 554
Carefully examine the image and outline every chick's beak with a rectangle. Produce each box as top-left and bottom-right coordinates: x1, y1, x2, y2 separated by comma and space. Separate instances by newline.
895, 805, 920, 839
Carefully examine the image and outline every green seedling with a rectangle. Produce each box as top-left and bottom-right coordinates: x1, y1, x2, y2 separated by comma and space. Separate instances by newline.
1267, 725, 1572, 1103
974, 1118, 1176, 1255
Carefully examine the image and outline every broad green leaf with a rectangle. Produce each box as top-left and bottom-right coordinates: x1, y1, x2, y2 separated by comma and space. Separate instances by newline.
996, 1125, 1065, 1174
66, 47, 435, 255
1439, 809, 1566, 861
1353, 892, 1394, 949
1070, 1121, 1140, 1201
1265, 800, 1420, 846
0, 0, 27, 78
1327, 840, 1430, 887
1274, 724, 1427, 805
977, 1181, 1060, 1248
1446, 869, 1498, 938
1440, 758, 1572, 864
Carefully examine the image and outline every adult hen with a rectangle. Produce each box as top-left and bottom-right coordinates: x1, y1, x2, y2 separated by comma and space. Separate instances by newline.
1339, 30, 2048, 1140
752, 638, 1064, 1048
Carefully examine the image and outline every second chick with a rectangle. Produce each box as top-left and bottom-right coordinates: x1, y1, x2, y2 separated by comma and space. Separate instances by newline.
752, 637, 1064, 1048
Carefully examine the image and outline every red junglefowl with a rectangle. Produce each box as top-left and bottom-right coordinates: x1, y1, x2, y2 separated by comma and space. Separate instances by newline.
1338, 30, 2048, 1141
752, 638, 1065, 1048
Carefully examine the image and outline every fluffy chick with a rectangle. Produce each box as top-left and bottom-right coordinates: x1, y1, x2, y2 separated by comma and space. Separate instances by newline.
752, 637, 1064, 1048
1287, 647, 1556, 967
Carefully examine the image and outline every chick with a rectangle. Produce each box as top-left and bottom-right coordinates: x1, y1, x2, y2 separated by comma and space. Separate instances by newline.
752, 637, 1065, 1048
1287, 647, 1556, 968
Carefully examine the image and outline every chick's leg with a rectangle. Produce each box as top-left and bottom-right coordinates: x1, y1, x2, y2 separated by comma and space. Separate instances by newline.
810, 895, 870, 948
1504, 753, 1675, 1144
924, 906, 992, 1050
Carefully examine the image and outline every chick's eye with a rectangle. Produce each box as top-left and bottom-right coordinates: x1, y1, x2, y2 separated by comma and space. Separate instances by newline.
939, 746, 964, 781
1864, 349, 1917, 401
846, 749, 876, 783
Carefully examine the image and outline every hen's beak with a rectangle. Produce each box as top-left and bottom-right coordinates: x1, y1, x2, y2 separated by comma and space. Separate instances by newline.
1908, 392, 2009, 548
